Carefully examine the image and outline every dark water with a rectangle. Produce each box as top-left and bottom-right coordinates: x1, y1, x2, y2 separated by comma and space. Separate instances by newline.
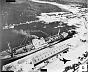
0, 0, 77, 52
0, 29, 25, 52
1, 0, 65, 26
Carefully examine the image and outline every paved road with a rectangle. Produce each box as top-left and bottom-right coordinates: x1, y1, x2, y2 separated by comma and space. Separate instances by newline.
31, 0, 80, 13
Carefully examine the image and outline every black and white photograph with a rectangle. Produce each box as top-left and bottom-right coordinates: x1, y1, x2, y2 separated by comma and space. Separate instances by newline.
0, 0, 88, 72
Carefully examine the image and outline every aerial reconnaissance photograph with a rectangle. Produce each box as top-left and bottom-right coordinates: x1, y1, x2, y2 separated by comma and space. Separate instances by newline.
0, 0, 88, 72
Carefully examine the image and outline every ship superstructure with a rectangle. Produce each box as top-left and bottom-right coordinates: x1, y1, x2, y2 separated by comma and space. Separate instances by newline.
0, 29, 74, 67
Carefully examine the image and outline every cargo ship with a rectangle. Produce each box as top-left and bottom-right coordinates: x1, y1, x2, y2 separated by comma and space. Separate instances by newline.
2, 30, 76, 72
0, 30, 76, 67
